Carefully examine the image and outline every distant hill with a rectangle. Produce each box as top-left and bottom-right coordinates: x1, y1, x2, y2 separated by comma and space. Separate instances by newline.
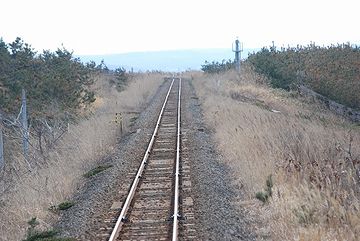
77, 48, 258, 72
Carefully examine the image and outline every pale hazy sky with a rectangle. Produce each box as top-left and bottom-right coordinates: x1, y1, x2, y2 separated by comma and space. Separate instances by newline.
1, 0, 359, 55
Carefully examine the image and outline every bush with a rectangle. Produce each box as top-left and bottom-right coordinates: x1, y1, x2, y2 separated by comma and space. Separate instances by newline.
247, 43, 360, 109
57, 201, 75, 210
0, 37, 100, 157
255, 191, 268, 203
24, 230, 58, 241
255, 175, 273, 203
0, 37, 96, 119
83, 164, 113, 178
113, 67, 128, 91
23, 217, 74, 241
201, 59, 235, 74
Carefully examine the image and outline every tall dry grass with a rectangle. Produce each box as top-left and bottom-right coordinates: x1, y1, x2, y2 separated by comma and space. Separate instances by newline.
189, 64, 360, 240
0, 72, 164, 241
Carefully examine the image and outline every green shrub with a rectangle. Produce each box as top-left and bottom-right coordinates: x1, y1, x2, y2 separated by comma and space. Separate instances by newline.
255, 191, 268, 203
23, 217, 74, 241
201, 59, 235, 74
0, 37, 96, 119
113, 67, 128, 91
247, 43, 360, 109
265, 174, 273, 196
23, 230, 58, 241
57, 201, 74, 210
293, 205, 317, 226
255, 175, 273, 203
83, 164, 113, 178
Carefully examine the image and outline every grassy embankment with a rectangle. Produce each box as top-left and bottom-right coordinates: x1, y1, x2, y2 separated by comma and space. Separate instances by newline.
1, 72, 164, 241
0, 38, 165, 240
190, 57, 360, 240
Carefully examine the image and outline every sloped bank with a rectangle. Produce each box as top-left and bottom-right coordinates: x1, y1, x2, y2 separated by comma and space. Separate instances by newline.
53, 78, 171, 239
183, 78, 255, 240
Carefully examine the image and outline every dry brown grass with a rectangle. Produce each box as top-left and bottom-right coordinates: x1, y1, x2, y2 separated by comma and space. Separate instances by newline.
0, 72, 164, 241
188, 64, 360, 240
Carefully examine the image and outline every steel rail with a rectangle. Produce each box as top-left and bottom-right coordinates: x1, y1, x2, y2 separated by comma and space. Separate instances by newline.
108, 78, 175, 241
172, 78, 181, 241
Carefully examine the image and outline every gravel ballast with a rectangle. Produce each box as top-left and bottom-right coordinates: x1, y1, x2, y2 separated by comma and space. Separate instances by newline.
182, 78, 255, 241
55, 77, 254, 240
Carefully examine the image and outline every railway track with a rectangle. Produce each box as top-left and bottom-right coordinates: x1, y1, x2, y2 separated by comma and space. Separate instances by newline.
97, 78, 196, 241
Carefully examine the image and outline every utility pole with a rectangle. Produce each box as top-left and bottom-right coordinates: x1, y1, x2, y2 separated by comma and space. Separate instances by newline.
232, 38, 243, 73
21, 89, 29, 158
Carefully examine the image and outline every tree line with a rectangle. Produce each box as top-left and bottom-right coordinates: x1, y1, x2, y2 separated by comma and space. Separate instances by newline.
247, 43, 360, 110
201, 59, 234, 74
0, 37, 97, 121
0, 37, 131, 163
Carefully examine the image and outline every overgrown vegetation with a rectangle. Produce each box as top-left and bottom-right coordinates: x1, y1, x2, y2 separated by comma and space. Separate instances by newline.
112, 67, 129, 91
191, 67, 360, 240
255, 175, 273, 203
23, 217, 74, 241
0, 37, 101, 159
201, 59, 234, 73
0, 37, 165, 240
57, 201, 75, 210
0, 37, 96, 119
0, 38, 132, 162
83, 164, 113, 178
247, 43, 360, 109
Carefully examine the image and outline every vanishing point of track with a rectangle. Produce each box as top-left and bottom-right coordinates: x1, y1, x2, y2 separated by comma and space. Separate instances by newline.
102, 77, 195, 241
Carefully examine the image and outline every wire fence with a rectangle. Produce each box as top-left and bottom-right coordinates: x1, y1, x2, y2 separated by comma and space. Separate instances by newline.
0, 89, 29, 175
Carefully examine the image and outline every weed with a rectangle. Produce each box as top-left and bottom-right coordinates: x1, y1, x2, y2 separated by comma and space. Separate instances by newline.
289, 90, 300, 98
254, 100, 272, 111
255, 175, 273, 203
58, 201, 75, 210
255, 191, 269, 203
265, 175, 273, 196
23, 230, 57, 241
293, 205, 317, 226
296, 111, 312, 120
23, 217, 74, 241
128, 115, 139, 127
318, 116, 328, 126
28, 217, 39, 227
83, 164, 113, 178
26, 217, 39, 237
23, 230, 75, 241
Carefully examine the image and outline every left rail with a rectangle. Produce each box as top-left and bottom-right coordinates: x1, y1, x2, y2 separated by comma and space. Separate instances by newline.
108, 78, 175, 241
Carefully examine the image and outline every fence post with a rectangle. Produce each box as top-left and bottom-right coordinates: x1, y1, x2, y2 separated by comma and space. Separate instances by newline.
115, 112, 123, 136
0, 120, 4, 170
120, 113, 123, 136
21, 89, 29, 158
